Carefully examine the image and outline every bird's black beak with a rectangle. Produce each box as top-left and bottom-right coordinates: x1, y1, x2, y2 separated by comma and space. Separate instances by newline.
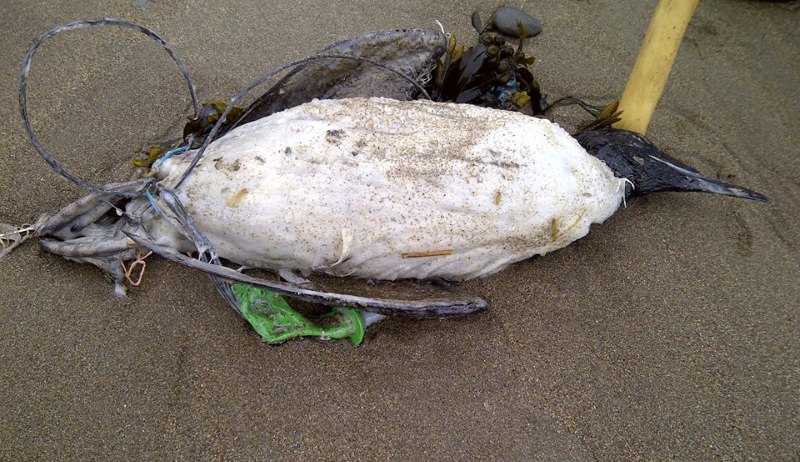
575, 128, 769, 202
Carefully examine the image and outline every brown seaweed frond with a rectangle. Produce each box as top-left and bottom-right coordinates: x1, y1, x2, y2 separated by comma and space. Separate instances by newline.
576, 100, 623, 134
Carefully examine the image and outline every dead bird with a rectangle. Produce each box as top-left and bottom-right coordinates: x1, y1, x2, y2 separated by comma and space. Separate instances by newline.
10, 20, 767, 344
34, 95, 766, 300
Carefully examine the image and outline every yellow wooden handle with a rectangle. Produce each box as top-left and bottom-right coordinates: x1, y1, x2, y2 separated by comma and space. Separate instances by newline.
614, 0, 699, 134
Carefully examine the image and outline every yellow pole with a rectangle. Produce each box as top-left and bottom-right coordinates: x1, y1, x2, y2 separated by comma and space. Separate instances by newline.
614, 0, 700, 134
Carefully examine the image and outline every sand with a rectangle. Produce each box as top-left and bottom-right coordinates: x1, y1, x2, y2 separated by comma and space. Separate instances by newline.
1, 1, 797, 460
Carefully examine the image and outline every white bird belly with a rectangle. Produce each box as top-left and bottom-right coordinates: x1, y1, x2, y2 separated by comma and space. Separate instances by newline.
155, 97, 626, 280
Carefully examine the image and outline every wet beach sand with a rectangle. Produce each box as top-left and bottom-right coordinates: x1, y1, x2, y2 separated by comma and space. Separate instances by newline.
1, 1, 797, 460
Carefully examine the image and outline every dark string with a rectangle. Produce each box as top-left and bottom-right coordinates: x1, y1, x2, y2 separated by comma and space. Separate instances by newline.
19, 19, 433, 196
19, 18, 199, 196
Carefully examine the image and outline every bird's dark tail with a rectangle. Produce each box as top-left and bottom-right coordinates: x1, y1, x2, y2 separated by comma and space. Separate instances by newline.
575, 128, 769, 202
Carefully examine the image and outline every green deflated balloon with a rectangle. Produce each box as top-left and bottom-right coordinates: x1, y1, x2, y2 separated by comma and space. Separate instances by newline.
232, 283, 365, 346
